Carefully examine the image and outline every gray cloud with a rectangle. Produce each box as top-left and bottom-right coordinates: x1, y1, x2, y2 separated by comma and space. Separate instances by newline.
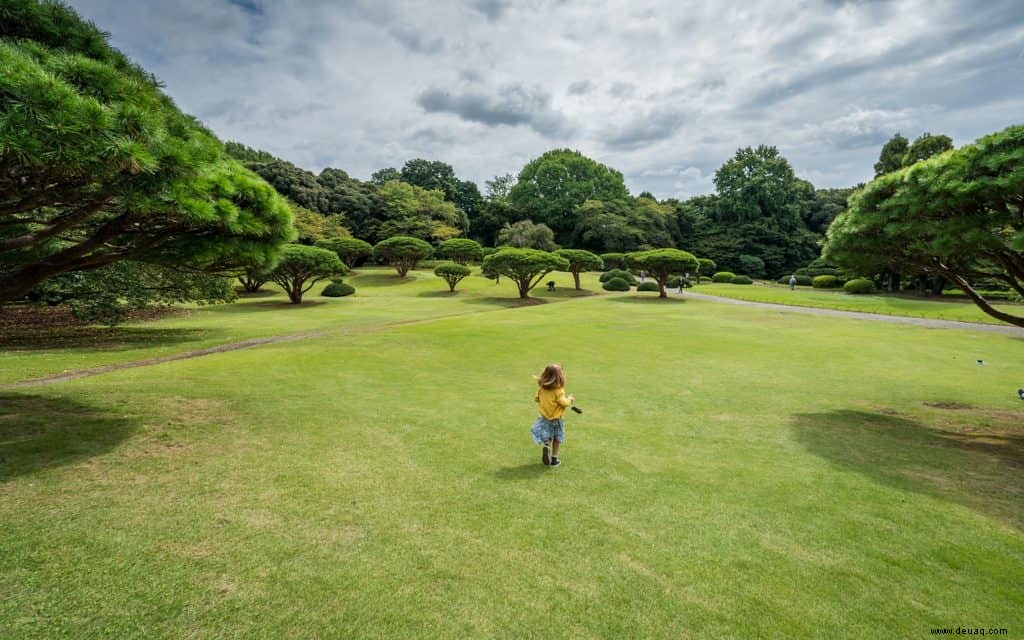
417, 84, 574, 138
65, 0, 1024, 199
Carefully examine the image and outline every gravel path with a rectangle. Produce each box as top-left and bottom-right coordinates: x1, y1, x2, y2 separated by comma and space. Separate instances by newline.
676, 290, 1024, 336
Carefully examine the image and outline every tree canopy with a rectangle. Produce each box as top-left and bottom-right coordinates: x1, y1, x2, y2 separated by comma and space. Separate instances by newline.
437, 238, 484, 264
481, 249, 569, 299
508, 149, 629, 245
0, 3, 295, 303
627, 249, 699, 298
433, 262, 472, 292
555, 249, 603, 290
497, 220, 558, 251
825, 124, 1024, 327
269, 245, 346, 304
373, 235, 434, 277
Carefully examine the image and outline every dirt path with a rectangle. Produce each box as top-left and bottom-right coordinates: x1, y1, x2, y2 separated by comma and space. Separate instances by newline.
676, 290, 1024, 336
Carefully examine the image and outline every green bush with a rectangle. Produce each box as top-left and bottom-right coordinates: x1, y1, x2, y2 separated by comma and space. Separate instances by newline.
667, 275, 693, 288
600, 269, 635, 284
602, 277, 632, 291
777, 275, 813, 286
843, 278, 874, 294
637, 282, 660, 292
730, 275, 753, 285
321, 281, 355, 297
712, 271, 736, 283
812, 275, 841, 289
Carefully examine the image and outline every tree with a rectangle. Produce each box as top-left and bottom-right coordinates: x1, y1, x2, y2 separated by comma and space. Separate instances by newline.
370, 167, 402, 185
376, 181, 466, 243
497, 220, 558, 251
485, 173, 517, 202
738, 254, 766, 278
481, 249, 569, 299
238, 266, 270, 293
713, 145, 804, 231
824, 124, 1024, 327
316, 237, 373, 269
471, 199, 518, 246
292, 205, 349, 245
437, 238, 484, 264
626, 249, 699, 298
874, 133, 910, 177
269, 245, 346, 304
600, 253, 626, 269
905, 132, 954, 165
34, 261, 236, 325
508, 149, 629, 245
373, 235, 434, 277
434, 262, 471, 292
0, 7, 295, 304
555, 249, 603, 290
696, 258, 717, 282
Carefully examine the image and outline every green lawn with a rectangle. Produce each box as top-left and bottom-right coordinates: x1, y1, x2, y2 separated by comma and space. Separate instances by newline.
2, 271, 1023, 638
693, 281, 1023, 324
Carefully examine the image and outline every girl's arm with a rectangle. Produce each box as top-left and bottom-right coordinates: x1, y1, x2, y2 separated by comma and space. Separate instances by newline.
557, 389, 573, 407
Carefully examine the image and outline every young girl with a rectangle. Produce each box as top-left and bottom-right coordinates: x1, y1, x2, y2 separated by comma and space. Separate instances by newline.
530, 364, 574, 467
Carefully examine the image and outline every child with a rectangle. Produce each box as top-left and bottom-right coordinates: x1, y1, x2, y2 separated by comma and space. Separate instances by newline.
530, 364, 574, 467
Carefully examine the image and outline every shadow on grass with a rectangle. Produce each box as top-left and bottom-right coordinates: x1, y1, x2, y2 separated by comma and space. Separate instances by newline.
208, 299, 328, 313
607, 295, 689, 304
234, 288, 280, 299
0, 326, 211, 352
493, 462, 551, 480
347, 273, 416, 287
0, 392, 138, 482
792, 409, 1024, 530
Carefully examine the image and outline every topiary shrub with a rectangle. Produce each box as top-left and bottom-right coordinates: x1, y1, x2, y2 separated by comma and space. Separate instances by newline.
777, 275, 814, 286
602, 277, 632, 291
812, 275, 841, 289
667, 275, 693, 288
637, 282, 660, 292
600, 269, 635, 284
321, 281, 355, 297
730, 275, 753, 285
712, 271, 736, 283
843, 278, 874, 294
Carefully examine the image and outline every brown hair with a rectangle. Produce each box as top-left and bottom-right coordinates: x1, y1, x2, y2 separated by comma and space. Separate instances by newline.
535, 364, 565, 390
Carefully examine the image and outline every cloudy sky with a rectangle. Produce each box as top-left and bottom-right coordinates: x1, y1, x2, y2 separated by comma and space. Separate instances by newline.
69, 0, 1024, 199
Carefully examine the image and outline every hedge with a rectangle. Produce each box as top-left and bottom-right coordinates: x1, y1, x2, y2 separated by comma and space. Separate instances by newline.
637, 282, 660, 292
321, 281, 355, 297
712, 271, 736, 283
812, 275, 842, 289
600, 269, 635, 284
843, 278, 874, 294
602, 277, 632, 291
730, 275, 753, 285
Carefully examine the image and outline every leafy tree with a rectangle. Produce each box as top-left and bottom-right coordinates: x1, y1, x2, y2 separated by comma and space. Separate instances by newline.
434, 262, 472, 292
600, 253, 626, 269
33, 261, 236, 325
370, 167, 402, 185
316, 237, 373, 269
572, 199, 644, 253
508, 149, 629, 245
239, 267, 269, 293
0, 4, 295, 303
244, 159, 329, 213
626, 249, 699, 298
905, 132, 954, 165
555, 249, 603, 290
803, 187, 855, 235
484, 173, 517, 202
375, 181, 466, 243
497, 220, 558, 251
713, 145, 804, 231
373, 235, 434, 277
471, 199, 519, 246
292, 205, 349, 245
437, 238, 484, 264
825, 124, 1024, 327
696, 258, 717, 282
268, 245, 346, 304
738, 254, 766, 278
481, 249, 569, 299
225, 142, 277, 164
874, 133, 910, 177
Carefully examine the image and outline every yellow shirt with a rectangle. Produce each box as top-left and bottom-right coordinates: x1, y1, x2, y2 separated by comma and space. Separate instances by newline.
535, 386, 571, 419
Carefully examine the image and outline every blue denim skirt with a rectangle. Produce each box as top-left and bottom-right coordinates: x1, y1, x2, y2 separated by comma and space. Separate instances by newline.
530, 415, 565, 444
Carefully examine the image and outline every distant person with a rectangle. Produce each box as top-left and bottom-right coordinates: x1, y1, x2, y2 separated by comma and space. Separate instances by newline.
530, 364, 574, 467
789, 275, 797, 290
640, 270, 645, 283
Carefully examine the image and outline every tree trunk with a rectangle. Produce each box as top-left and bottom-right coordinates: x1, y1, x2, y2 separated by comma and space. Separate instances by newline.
518, 278, 530, 298
937, 263, 1024, 328
930, 276, 947, 296
572, 270, 581, 290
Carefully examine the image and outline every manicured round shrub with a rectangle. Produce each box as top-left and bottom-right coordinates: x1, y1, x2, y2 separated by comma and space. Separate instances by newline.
602, 277, 632, 291
637, 282, 660, 292
600, 269, 635, 283
667, 275, 692, 288
777, 275, 814, 286
844, 278, 874, 294
712, 271, 736, 283
321, 281, 355, 297
730, 275, 753, 285
812, 275, 841, 288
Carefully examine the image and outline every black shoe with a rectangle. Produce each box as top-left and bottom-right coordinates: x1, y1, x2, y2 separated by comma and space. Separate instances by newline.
550, 456, 561, 467
541, 442, 551, 465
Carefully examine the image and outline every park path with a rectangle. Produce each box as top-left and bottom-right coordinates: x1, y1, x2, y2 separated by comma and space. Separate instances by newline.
675, 290, 1024, 336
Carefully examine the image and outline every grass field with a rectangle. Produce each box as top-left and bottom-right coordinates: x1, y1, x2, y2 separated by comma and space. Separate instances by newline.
2, 268, 1023, 638
693, 281, 1023, 324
